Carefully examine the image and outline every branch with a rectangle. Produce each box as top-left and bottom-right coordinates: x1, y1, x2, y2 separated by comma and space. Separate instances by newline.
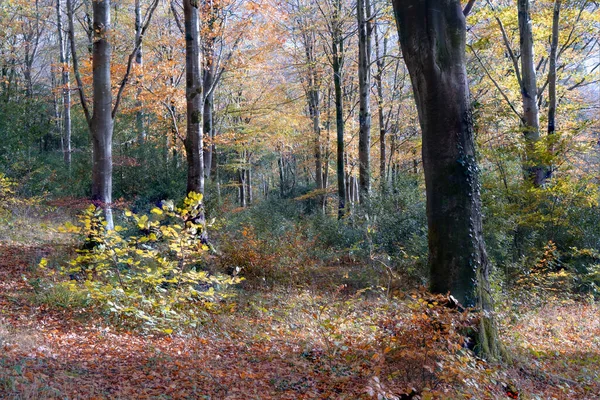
112, 0, 160, 119
496, 16, 522, 90
463, 0, 477, 17
170, 0, 185, 35
558, 0, 588, 59
66, 0, 91, 128
163, 101, 185, 143
486, 0, 522, 89
468, 44, 523, 122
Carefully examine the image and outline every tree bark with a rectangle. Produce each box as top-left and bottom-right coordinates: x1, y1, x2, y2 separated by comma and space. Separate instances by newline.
374, 22, 386, 192
518, 0, 546, 186
392, 0, 501, 360
135, 0, 145, 144
239, 168, 246, 207
183, 0, 205, 195
91, 0, 114, 230
246, 167, 253, 205
357, 0, 372, 203
332, 0, 346, 218
56, 0, 72, 168
547, 0, 561, 178
202, 31, 216, 179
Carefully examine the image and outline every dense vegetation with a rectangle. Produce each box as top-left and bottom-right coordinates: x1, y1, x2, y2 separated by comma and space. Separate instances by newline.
0, 0, 599, 398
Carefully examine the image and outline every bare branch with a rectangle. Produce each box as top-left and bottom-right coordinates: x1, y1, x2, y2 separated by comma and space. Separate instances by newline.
468, 44, 523, 122
463, 0, 477, 16
112, 0, 160, 119
66, 0, 91, 127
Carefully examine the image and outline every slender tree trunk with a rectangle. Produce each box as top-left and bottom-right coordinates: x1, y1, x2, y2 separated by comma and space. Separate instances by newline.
323, 86, 332, 197
135, 0, 145, 144
547, 0, 561, 178
302, 29, 325, 212
374, 23, 386, 192
239, 169, 246, 207
246, 167, 252, 205
51, 68, 62, 151
392, 0, 501, 360
202, 37, 215, 179
56, 0, 72, 168
278, 155, 285, 197
183, 0, 204, 195
518, 0, 546, 186
332, 0, 346, 218
203, 90, 214, 178
357, 0, 372, 203
91, 0, 114, 229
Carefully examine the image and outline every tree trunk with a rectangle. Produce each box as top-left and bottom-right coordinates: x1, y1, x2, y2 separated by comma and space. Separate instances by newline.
374, 22, 386, 193
357, 0, 372, 203
183, 0, 204, 195
239, 169, 246, 207
278, 155, 285, 197
90, 0, 114, 230
56, 0, 72, 168
332, 0, 346, 218
392, 0, 501, 360
547, 0, 561, 178
135, 0, 145, 144
518, 0, 546, 186
202, 35, 215, 179
246, 167, 252, 205
203, 90, 214, 179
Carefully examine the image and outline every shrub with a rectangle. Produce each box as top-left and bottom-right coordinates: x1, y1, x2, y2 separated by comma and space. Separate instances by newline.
40, 192, 243, 331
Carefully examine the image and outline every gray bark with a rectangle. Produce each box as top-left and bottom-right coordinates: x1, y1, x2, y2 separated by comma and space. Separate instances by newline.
56, 0, 72, 167
183, 0, 205, 195
332, 0, 346, 218
91, 0, 114, 230
518, 0, 546, 186
547, 0, 561, 179
302, 26, 325, 211
357, 0, 372, 203
374, 22, 386, 191
246, 167, 252, 205
135, 0, 145, 143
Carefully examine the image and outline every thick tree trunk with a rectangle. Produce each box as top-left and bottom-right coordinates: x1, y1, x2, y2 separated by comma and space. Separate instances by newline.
518, 0, 546, 186
392, 0, 501, 359
56, 0, 72, 168
547, 0, 561, 178
90, 0, 114, 230
357, 0, 372, 203
183, 0, 204, 195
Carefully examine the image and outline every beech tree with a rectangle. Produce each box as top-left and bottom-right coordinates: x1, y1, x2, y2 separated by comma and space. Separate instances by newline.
357, 0, 372, 203
518, 0, 547, 186
68, 0, 159, 229
392, 0, 502, 358
56, 0, 72, 167
183, 0, 204, 195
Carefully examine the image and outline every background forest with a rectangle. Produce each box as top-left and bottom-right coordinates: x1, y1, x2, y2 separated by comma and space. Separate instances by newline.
0, 0, 599, 398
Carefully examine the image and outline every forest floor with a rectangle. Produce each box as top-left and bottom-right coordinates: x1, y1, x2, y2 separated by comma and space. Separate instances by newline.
0, 203, 599, 399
